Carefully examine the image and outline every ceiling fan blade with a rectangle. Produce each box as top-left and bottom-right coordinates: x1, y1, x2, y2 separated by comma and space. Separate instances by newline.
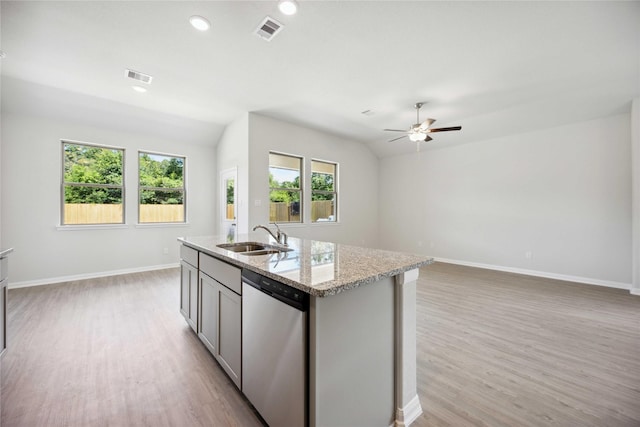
427, 126, 462, 133
425, 135, 433, 142
383, 129, 407, 132
418, 118, 436, 131
388, 135, 408, 142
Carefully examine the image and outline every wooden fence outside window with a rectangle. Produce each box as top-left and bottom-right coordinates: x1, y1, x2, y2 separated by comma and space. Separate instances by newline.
269, 201, 334, 223
64, 204, 184, 224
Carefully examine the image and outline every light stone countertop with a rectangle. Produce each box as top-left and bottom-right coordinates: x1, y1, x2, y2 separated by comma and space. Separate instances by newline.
0, 248, 14, 258
178, 234, 433, 297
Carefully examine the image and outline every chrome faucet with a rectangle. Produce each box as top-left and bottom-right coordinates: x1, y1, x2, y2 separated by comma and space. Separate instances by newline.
252, 223, 288, 246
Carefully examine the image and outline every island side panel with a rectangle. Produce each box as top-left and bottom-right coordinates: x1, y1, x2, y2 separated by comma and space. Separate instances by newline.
309, 277, 395, 427
394, 269, 423, 426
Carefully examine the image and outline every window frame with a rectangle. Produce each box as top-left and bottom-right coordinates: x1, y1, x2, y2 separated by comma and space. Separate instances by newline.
268, 151, 304, 224
137, 150, 187, 225
311, 159, 338, 223
60, 139, 126, 226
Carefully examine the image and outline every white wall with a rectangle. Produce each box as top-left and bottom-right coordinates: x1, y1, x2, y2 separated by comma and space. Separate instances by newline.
216, 113, 249, 235
248, 114, 379, 247
632, 99, 640, 295
380, 114, 632, 287
1, 83, 217, 285
0, 5, 3, 251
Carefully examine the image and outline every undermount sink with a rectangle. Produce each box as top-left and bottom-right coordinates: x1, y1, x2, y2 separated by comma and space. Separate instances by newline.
241, 249, 283, 256
218, 243, 267, 253
217, 242, 291, 256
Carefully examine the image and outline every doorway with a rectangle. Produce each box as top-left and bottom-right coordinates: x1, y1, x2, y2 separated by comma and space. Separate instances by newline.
220, 168, 237, 241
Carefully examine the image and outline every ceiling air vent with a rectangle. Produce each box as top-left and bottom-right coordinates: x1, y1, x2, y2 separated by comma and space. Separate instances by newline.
255, 16, 283, 41
125, 69, 153, 85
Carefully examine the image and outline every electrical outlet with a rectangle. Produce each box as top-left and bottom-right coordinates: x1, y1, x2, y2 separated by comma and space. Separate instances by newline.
163, 247, 169, 255
429, 241, 435, 249
525, 251, 532, 259
417, 241, 423, 247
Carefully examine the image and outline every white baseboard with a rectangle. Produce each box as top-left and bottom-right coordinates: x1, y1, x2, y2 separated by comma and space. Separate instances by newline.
9, 263, 180, 289
433, 257, 631, 291
392, 394, 423, 427
631, 288, 640, 296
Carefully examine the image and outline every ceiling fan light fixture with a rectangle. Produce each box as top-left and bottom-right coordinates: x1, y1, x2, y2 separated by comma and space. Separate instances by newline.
278, 0, 298, 15
409, 132, 427, 142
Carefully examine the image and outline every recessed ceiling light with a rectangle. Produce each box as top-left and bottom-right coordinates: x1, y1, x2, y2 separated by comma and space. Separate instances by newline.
132, 85, 147, 93
278, 0, 298, 16
189, 15, 211, 31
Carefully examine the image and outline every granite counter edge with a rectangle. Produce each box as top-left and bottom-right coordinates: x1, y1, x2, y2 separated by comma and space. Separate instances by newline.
179, 239, 434, 297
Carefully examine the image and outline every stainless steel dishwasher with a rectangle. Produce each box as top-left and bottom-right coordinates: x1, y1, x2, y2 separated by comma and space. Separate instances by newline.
241, 269, 308, 427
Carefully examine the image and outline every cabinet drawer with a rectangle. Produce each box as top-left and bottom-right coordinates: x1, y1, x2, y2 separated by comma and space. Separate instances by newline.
180, 245, 198, 268
200, 253, 241, 295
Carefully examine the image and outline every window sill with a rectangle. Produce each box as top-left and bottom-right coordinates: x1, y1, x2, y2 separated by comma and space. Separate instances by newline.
272, 223, 305, 229
56, 222, 190, 230
135, 222, 190, 229
57, 224, 129, 231
271, 221, 341, 228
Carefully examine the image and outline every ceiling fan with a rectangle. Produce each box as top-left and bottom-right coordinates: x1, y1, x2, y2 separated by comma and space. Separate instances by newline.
384, 103, 462, 147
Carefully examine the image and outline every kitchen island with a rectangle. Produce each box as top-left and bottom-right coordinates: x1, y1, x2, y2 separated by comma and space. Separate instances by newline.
178, 234, 432, 427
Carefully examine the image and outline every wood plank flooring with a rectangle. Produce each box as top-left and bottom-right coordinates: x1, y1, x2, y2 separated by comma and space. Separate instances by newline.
413, 263, 640, 427
2, 263, 639, 426
1, 269, 264, 427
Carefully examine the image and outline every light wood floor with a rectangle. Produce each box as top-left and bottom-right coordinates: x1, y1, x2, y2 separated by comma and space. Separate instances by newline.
2, 263, 639, 426
1, 270, 264, 427
414, 263, 640, 427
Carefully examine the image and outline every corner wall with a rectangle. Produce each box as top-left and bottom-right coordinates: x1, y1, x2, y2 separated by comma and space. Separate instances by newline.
632, 98, 640, 295
379, 114, 632, 287
248, 114, 379, 247
216, 113, 249, 235
0, 3, 3, 251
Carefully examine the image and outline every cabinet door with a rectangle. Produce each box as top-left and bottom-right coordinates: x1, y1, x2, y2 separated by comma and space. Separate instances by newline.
180, 260, 198, 332
188, 266, 198, 332
198, 273, 218, 355
0, 280, 6, 357
179, 261, 190, 320
217, 284, 242, 389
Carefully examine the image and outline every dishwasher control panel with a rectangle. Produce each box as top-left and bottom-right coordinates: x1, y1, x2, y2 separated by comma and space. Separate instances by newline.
242, 269, 309, 311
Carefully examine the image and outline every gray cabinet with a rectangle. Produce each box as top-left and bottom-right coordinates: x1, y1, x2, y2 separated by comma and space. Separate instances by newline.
198, 273, 218, 355
0, 250, 11, 358
0, 281, 6, 357
216, 283, 241, 387
180, 260, 198, 331
180, 245, 199, 332
198, 253, 242, 389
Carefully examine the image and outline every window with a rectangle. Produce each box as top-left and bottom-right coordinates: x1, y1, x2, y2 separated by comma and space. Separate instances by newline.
269, 152, 302, 223
62, 141, 125, 225
311, 160, 337, 222
139, 151, 186, 223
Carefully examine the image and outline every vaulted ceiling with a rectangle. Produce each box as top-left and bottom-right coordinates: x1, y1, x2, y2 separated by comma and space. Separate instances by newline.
2, 1, 638, 157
